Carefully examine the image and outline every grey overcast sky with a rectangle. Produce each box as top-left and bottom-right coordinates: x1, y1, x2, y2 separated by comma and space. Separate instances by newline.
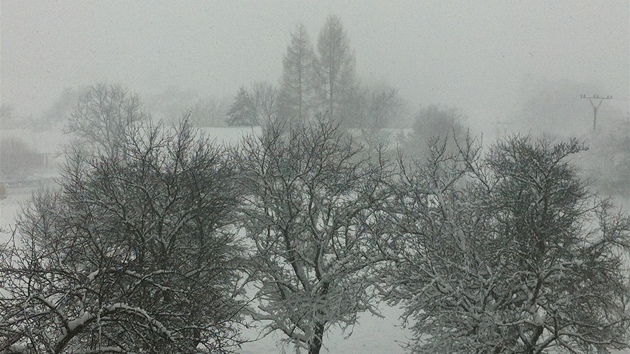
1, 0, 628, 129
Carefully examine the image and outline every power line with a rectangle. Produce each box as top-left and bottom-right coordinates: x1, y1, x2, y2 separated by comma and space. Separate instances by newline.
580, 94, 612, 130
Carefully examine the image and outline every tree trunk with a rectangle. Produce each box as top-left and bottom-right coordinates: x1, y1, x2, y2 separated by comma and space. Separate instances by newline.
308, 321, 325, 354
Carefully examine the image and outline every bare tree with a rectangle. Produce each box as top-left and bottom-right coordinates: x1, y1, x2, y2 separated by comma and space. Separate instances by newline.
251, 82, 277, 125
187, 96, 230, 127
0, 121, 246, 353
384, 135, 630, 353
66, 83, 149, 157
352, 83, 404, 151
238, 118, 392, 354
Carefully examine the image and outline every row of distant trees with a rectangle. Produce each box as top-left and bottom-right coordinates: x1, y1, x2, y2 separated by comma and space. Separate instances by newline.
4, 14, 627, 199
226, 15, 402, 130
1, 83, 630, 354
1, 15, 400, 131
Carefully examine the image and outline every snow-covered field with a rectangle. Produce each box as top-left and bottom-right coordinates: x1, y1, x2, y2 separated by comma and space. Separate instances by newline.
0, 187, 25, 239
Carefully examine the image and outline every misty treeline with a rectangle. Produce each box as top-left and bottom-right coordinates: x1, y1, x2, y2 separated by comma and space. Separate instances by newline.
224, 15, 403, 131
0, 15, 398, 132
2, 77, 630, 354
2, 15, 629, 200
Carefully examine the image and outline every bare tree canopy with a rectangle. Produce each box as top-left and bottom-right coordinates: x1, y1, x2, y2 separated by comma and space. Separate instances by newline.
1, 122, 246, 353
66, 83, 149, 157
226, 83, 277, 127
238, 118, 392, 354
400, 104, 468, 161
384, 134, 630, 353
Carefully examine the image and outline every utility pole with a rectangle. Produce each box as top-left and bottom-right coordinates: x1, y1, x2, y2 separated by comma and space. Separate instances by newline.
581, 94, 612, 130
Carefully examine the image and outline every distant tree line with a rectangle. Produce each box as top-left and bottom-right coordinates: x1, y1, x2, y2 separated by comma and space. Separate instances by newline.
1, 82, 630, 354
226, 15, 402, 131
5, 14, 628, 201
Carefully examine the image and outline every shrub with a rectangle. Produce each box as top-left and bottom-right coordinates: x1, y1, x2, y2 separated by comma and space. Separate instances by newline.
0, 137, 41, 179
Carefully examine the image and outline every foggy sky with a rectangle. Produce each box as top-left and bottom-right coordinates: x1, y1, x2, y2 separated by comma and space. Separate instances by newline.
1, 0, 628, 131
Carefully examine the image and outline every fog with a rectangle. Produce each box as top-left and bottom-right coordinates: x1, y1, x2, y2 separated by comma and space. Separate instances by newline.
2, 0, 628, 134
1, 2, 629, 352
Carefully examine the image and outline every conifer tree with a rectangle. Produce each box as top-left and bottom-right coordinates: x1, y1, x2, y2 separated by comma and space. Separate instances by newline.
312, 15, 357, 125
278, 23, 314, 125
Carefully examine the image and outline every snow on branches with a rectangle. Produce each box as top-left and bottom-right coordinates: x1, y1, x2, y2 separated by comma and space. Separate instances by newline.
238, 118, 393, 354
383, 135, 630, 353
0, 121, 245, 353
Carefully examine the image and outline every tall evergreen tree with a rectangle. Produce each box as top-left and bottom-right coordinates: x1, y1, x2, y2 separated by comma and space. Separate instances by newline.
278, 23, 314, 125
312, 15, 356, 125
226, 84, 277, 126
226, 86, 256, 126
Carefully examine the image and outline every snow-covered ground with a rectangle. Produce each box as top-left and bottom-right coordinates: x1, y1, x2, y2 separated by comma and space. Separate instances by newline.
199, 126, 261, 146
0, 187, 25, 240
